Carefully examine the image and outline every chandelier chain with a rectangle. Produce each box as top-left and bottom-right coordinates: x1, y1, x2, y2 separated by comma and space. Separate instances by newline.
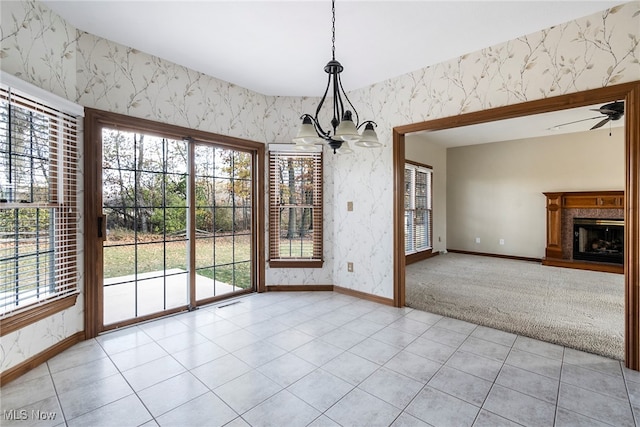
331, 0, 336, 60
293, 0, 380, 153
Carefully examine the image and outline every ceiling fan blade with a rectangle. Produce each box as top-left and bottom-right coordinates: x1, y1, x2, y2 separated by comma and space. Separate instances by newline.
591, 108, 618, 115
590, 117, 610, 130
591, 101, 624, 115
551, 116, 603, 129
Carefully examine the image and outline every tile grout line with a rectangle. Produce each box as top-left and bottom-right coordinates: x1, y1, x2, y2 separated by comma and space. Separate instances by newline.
552, 344, 566, 427
372, 316, 479, 426
46, 357, 69, 426
313, 307, 423, 426
471, 326, 515, 426
96, 333, 158, 426
620, 362, 639, 427
7, 292, 635, 427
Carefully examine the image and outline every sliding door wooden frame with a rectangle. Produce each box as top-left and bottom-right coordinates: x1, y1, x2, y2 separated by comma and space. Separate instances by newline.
84, 108, 265, 338
392, 81, 640, 369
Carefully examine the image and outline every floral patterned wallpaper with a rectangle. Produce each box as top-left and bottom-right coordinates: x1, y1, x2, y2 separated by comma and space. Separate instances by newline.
0, 0, 78, 100
1, 0, 83, 375
73, 33, 337, 286
1, 0, 639, 374
334, 1, 640, 297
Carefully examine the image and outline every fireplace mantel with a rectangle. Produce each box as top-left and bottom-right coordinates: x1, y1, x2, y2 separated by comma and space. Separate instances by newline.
542, 191, 624, 273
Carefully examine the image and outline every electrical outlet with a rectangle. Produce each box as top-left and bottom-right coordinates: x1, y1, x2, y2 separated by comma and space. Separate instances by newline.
347, 201, 353, 211
475, 237, 481, 243
499, 239, 505, 245
347, 262, 353, 272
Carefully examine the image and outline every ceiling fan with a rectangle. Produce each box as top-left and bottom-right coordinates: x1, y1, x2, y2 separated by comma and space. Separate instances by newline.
550, 101, 625, 130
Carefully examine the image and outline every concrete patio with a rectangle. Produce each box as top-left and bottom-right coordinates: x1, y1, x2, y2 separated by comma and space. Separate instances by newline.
104, 269, 241, 325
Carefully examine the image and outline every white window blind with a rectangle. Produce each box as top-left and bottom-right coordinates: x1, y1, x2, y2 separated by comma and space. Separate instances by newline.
0, 80, 81, 316
268, 147, 323, 266
405, 163, 432, 254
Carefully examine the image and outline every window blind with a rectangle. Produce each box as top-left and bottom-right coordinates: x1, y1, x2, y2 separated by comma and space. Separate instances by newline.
268, 149, 323, 265
0, 83, 80, 316
405, 163, 432, 254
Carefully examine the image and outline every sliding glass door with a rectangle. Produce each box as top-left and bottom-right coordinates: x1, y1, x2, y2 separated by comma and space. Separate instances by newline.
96, 122, 258, 330
102, 129, 190, 325
193, 145, 252, 301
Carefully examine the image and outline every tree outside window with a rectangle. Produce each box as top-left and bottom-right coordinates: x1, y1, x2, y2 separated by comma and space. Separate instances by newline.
268, 149, 322, 268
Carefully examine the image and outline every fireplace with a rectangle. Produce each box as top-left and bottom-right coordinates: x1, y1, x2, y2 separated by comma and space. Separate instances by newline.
573, 218, 624, 265
543, 191, 624, 273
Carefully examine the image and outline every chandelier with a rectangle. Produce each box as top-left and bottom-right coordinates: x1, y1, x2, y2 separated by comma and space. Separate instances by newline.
292, 0, 381, 154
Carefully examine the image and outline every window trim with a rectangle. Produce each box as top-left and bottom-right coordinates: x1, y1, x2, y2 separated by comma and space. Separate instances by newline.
268, 147, 323, 268
0, 294, 78, 337
0, 72, 83, 334
404, 160, 433, 257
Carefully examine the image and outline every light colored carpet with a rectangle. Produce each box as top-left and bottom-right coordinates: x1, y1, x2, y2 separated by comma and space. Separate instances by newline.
406, 253, 624, 360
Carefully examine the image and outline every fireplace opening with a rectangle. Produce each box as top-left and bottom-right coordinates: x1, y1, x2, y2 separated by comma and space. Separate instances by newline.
573, 218, 624, 265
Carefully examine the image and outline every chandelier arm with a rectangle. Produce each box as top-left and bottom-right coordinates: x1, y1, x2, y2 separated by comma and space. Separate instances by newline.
332, 72, 344, 134
311, 75, 333, 139
337, 76, 360, 127
293, 0, 375, 154
357, 120, 377, 130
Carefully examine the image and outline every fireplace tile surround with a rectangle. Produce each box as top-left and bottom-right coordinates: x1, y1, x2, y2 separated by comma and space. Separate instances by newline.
543, 191, 624, 274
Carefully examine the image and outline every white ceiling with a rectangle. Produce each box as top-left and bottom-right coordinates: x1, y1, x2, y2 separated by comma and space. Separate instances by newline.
414, 102, 626, 148
41, 0, 625, 97
38, 0, 627, 145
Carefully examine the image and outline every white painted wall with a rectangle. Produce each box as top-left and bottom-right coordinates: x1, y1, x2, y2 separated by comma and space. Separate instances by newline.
446, 127, 625, 258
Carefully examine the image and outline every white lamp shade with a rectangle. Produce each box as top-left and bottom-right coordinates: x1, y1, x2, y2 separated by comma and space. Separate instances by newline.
293, 121, 323, 144
336, 141, 354, 154
355, 124, 382, 148
295, 142, 320, 151
335, 117, 361, 142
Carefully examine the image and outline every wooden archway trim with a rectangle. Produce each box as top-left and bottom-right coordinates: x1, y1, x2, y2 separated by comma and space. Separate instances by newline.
392, 81, 640, 370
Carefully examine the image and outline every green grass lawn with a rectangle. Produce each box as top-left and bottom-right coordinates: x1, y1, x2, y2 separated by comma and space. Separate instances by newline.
278, 239, 315, 258
103, 233, 251, 288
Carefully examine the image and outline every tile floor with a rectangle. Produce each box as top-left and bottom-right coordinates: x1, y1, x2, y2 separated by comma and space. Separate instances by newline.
2, 291, 639, 427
